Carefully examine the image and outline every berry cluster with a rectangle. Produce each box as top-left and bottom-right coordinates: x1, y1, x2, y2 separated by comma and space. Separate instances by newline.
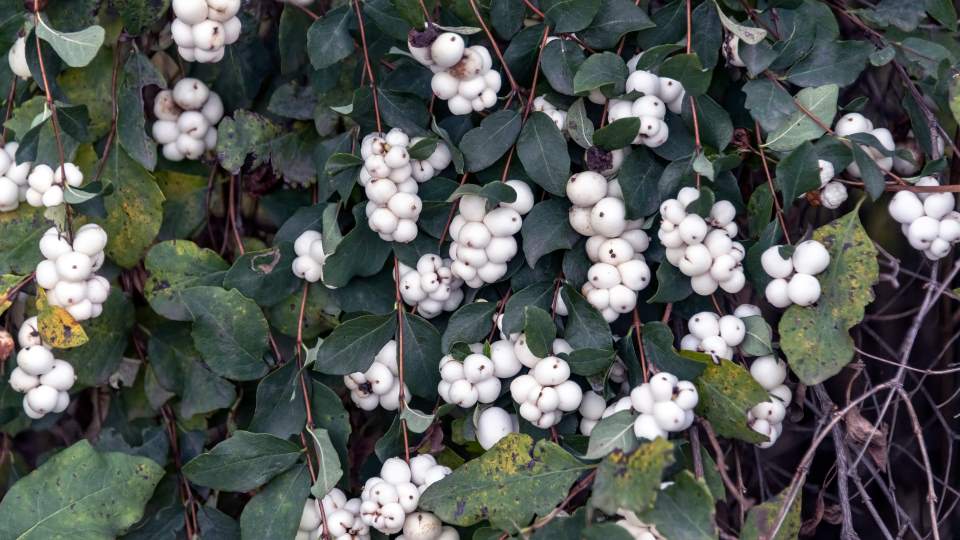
606, 69, 686, 148
815, 159, 848, 210
658, 187, 745, 295
408, 27, 501, 115
360, 129, 451, 243
396, 254, 464, 318
291, 230, 327, 283
448, 181, 534, 287
629, 373, 698, 440
437, 341, 518, 409
679, 308, 754, 360
152, 78, 224, 161
532, 96, 567, 131
343, 341, 410, 411
888, 179, 960, 260
360, 456, 451, 534
170, 0, 242, 63
25, 163, 83, 208
0, 142, 34, 212
748, 355, 793, 448
35, 225, 110, 321
7, 36, 29, 80
474, 406, 518, 450
567, 171, 652, 321
509, 353, 583, 429
577, 391, 608, 436
9, 317, 76, 419
761, 240, 830, 308
298, 489, 369, 540
834, 112, 895, 178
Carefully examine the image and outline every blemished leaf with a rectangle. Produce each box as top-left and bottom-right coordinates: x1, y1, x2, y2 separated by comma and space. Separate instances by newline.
419, 433, 589, 530
239, 464, 311, 540
442, 301, 498, 353
306, 427, 343, 498
35, 288, 88, 349
715, 3, 766, 44
541, 0, 602, 33
775, 141, 821, 204
180, 286, 271, 381
216, 110, 283, 174
740, 315, 773, 356
541, 39, 586, 96
0, 441, 163, 539
35, 18, 105, 68
460, 110, 522, 172
306, 5, 354, 69
592, 118, 640, 150
0, 204, 54, 276
779, 209, 878, 385
573, 51, 628, 96
584, 410, 638, 459
60, 290, 134, 385
517, 112, 571, 196
638, 471, 717, 540
591, 438, 674, 514
400, 313, 442, 398
523, 306, 556, 357
561, 285, 613, 351
314, 313, 397, 375
183, 431, 302, 492
566, 98, 594, 149
642, 322, 709, 381
223, 244, 301, 306
741, 489, 802, 540
618, 148, 665, 219
764, 84, 839, 152
580, 0, 655, 50
144, 240, 230, 321
694, 359, 768, 443
521, 198, 581, 267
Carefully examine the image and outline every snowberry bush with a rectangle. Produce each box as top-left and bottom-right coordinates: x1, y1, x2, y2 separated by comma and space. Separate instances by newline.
0, 1, 956, 539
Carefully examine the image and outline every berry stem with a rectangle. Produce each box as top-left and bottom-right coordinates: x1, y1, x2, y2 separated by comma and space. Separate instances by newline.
0, 77, 17, 146
393, 255, 411, 463
754, 120, 792, 244
352, 0, 382, 132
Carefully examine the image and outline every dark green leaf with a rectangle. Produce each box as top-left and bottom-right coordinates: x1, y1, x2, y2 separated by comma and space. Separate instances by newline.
314, 313, 397, 375
572, 52, 627, 96
306, 6, 354, 69
580, 0, 655, 50
461, 110, 522, 172
592, 118, 640, 150
523, 306, 556, 357
541, 0, 601, 33
521, 198, 581, 267
183, 431, 301, 492
560, 285, 613, 350
517, 112, 571, 196
776, 141, 820, 204
541, 39, 586, 96
442, 301, 498, 353
658, 53, 711, 96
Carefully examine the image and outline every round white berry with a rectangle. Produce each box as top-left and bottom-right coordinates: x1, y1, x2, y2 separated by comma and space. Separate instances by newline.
750, 356, 787, 390
761, 246, 793, 278
787, 273, 820, 306
590, 197, 627, 238
792, 240, 830, 275
764, 278, 791, 308
26, 384, 59, 415
634, 413, 668, 441
476, 406, 515, 450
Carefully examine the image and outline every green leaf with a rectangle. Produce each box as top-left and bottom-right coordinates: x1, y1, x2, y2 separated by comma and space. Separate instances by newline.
502, 282, 556, 334
401, 313, 442, 398
521, 198, 581, 267
523, 306, 556, 357
764, 84, 838, 152
314, 313, 397, 375
694, 359, 768, 442
565, 98, 594, 149
785, 40, 873, 87
573, 52, 627, 96
216, 110, 283, 174
0, 205, 54, 275
322, 222, 392, 288
776, 141, 820, 204
541, 39, 585, 95
324, 152, 363, 175
118, 52, 165, 171
580, 0, 655, 50
743, 79, 797, 133
306, 5, 354, 69
60, 290, 134, 386
642, 322, 709, 380
592, 118, 640, 150
638, 470, 717, 540
0, 441, 163, 539
113, 0, 168, 35
144, 240, 229, 321
306, 427, 342, 498
223, 244, 301, 306
311, 382, 351, 468
684, 94, 731, 151
517, 112, 571, 196
741, 489, 802, 540
658, 53, 711, 96
541, 0, 601, 32
491, 0, 524, 38
248, 360, 306, 439
779, 209, 878, 384
180, 286, 270, 381
183, 431, 302, 492
419, 433, 589, 531
618, 148, 664, 219
925, 0, 957, 30
584, 410, 638, 459
592, 438, 674, 514
442, 301, 498, 353
563, 347, 616, 376
35, 18, 104, 68
850, 143, 885, 200
461, 110, 522, 172
747, 183, 773, 238
648, 262, 692, 303
239, 464, 311, 540
561, 285, 613, 351
740, 315, 773, 356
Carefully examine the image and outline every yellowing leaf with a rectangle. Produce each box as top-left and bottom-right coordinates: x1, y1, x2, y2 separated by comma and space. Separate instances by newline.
36, 288, 88, 349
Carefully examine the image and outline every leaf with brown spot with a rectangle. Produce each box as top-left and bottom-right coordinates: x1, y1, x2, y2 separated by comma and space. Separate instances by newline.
36, 289, 88, 349
742, 489, 802, 540
591, 438, 674, 515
